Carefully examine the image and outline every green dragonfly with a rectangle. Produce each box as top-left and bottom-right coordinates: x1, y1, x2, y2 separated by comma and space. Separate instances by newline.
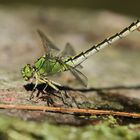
21, 20, 140, 99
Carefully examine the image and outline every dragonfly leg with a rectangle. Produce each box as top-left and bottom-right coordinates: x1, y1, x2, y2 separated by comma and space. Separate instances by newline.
41, 78, 59, 91
35, 77, 72, 106
64, 90, 71, 98
64, 91, 80, 108
59, 91, 70, 106
48, 79, 76, 106
63, 91, 73, 107
72, 97, 81, 108
30, 80, 38, 100
49, 80, 62, 87
42, 78, 71, 105
43, 84, 48, 93
38, 78, 61, 98
46, 97, 54, 106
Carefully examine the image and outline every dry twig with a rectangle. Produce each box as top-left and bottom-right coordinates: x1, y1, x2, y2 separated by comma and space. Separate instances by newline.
0, 104, 140, 118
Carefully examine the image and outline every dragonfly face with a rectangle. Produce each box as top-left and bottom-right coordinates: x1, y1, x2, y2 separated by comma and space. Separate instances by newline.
21, 64, 34, 81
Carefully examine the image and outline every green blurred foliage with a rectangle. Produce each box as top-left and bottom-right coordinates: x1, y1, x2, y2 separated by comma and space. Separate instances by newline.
0, 115, 140, 140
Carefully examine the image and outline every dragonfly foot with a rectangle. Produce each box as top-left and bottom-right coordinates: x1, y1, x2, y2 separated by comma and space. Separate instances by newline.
42, 84, 48, 93
29, 90, 35, 100
71, 97, 81, 108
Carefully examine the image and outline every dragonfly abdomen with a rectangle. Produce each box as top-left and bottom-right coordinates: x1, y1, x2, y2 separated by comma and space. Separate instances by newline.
66, 19, 140, 67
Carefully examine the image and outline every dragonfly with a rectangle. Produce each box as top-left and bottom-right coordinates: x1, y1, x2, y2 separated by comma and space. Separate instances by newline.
21, 19, 140, 99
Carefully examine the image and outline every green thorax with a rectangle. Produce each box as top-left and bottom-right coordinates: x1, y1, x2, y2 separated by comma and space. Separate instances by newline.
34, 55, 68, 76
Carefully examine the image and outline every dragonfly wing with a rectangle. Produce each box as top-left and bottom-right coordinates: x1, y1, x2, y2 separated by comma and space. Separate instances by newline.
69, 66, 88, 87
44, 56, 86, 86
60, 43, 83, 68
76, 64, 83, 69
60, 43, 76, 57
37, 29, 60, 53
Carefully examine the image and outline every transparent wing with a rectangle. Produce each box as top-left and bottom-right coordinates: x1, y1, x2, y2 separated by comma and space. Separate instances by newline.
46, 56, 86, 86
60, 43, 83, 68
76, 63, 83, 69
37, 29, 60, 54
69, 66, 88, 87
59, 43, 76, 57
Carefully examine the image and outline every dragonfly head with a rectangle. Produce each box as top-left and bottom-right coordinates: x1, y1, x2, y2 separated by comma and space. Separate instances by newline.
21, 64, 34, 81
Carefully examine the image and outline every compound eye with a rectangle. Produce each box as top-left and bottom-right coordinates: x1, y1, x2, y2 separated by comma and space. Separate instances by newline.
25, 66, 31, 73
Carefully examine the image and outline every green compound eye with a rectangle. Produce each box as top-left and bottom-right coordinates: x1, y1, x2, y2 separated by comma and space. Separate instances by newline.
21, 64, 33, 81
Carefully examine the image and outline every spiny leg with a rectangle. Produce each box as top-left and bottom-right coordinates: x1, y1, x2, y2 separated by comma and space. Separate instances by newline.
63, 90, 80, 108
30, 80, 38, 100
43, 84, 48, 93
41, 77, 72, 105
30, 73, 43, 100
33, 74, 73, 106
33, 77, 61, 101
46, 78, 78, 107
45, 79, 68, 103
48, 79, 75, 107
46, 97, 54, 106
39, 78, 61, 98
30, 78, 56, 104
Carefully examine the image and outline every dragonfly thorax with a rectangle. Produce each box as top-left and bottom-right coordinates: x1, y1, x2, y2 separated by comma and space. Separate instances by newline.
34, 56, 67, 76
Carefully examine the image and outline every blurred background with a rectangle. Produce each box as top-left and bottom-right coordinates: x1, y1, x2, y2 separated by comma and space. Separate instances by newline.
0, 0, 140, 16
0, 1, 140, 139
